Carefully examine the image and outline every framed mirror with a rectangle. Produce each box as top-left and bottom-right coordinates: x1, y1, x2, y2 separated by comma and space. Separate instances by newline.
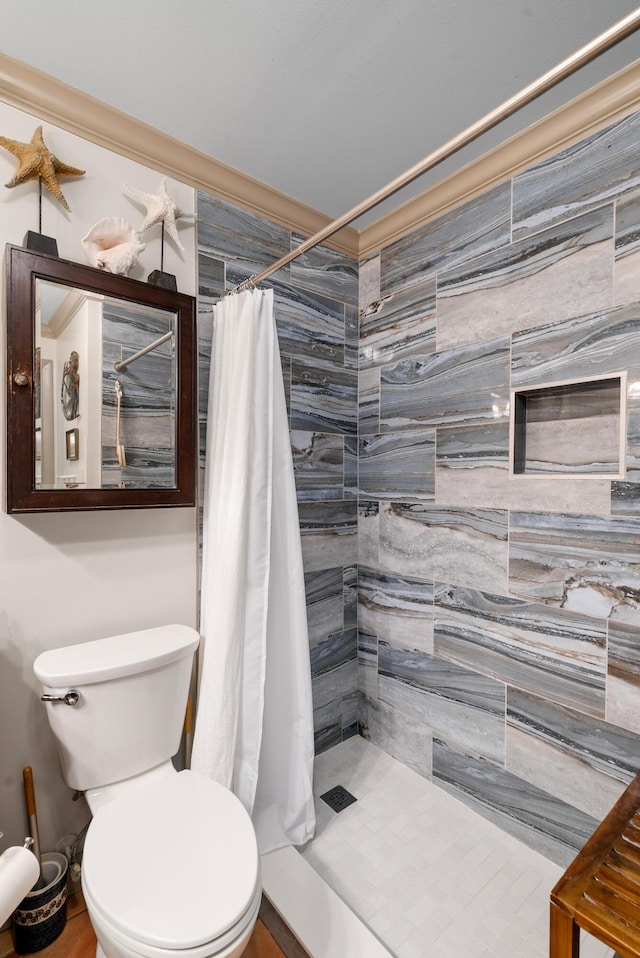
6, 244, 197, 513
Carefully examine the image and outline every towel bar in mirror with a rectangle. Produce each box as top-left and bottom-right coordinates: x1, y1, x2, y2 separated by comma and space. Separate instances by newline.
5, 244, 197, 513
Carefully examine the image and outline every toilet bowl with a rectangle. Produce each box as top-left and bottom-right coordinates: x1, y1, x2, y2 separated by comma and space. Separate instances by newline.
33, 625, 261, 958
87, 885, 261, 958
81, 770, 261, 958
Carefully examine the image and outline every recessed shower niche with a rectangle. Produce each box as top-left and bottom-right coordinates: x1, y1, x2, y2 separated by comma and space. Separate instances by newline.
510, 373, 626, 477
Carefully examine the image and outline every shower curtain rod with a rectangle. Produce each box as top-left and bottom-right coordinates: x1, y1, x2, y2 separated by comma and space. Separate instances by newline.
114, 329, 173, 372
231, 8, 640, 295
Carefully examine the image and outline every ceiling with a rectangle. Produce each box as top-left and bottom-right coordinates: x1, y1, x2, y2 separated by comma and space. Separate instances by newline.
1, 1, 640, 229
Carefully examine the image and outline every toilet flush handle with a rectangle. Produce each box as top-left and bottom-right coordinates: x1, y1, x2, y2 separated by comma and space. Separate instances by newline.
40, 690, 81, 707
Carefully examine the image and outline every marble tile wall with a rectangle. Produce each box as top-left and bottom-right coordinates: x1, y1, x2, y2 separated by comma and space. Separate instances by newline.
196, 193, 359, 754
101, 301, 175, 487
195, 108, 640, 864
358, 107, 640, 864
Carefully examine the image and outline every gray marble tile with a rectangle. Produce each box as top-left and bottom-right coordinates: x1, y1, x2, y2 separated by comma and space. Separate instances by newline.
344, 305, 359, 371
343, 566, 357, 630
304, 567, 345, 647
104, 355, 173, 418
358, 690, 432, 779
102, 448, 175, 489
358, 628, 378, 664
224, 264, 265, 297
433, 737, 598, 865
358, 566, 434, 653
197, 251, 225, 306
281, 356, 291, 422
358, 366, 380, 435
437, 206, 614, 351
274, 280, 346, 366
510, 303, 640, 387
380, 336, 509, 432
312, 697, 343, 754
379, 503, 509, 595
343, 436, 357, 499
102, 301, 174, 351
380, 181, 511, 296
436, 421, 509, 471
101, 408, 174, 452
299, 501, 358, 573
342, 690, 358, 739
359, 431, 435, 502
310, 628, 357, 678
291, 431, 344, 501
433, 582, 606, 717
291, 361, 357, 435
378, 649, 505, 765
612, 481, 640, 515
628, 410, 640, 481
358, 499, 379, 568
434, 421, 611, 514
359, 253, 380, 307
607, 621, 640, 734
358, 631, 379, 700
509, 510, 640, 624
506, 687, 640, 821
196, 312, 213, 419
512, 112, 640, 240
290, 233, 358, 306
197, 191, 290, 281
197, 418, 207, 484
615, 190, 640, 307
312, 659, 357, 754
359, 278, 436, 369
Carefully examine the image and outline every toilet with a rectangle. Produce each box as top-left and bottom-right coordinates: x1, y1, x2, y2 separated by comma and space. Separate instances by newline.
33, 625, 261, 958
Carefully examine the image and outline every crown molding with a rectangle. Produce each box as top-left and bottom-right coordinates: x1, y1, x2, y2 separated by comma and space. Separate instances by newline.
0, 52, 359, 258
359, 59, 640, 257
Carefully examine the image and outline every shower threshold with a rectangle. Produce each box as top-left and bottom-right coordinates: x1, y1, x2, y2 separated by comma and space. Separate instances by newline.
261, 844, 391, 958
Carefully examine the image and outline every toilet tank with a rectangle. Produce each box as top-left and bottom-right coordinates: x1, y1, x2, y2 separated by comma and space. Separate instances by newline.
33, 625, 199, 792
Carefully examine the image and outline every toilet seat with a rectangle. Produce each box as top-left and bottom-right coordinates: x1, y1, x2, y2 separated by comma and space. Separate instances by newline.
82, 770, 260, 954
84, 877, 261, 958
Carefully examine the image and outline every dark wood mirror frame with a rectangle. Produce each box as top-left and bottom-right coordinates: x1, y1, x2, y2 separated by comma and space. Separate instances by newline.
5, 244, 197, 513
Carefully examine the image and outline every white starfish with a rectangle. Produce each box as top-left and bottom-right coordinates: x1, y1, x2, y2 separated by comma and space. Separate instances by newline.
123, 177, 190, 252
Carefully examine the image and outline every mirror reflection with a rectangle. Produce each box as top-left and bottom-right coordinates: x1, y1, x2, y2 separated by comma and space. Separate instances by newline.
35, 280, 177, 491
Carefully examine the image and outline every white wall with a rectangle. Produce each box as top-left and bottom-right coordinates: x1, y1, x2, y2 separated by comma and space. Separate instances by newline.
0, 101, 199, 855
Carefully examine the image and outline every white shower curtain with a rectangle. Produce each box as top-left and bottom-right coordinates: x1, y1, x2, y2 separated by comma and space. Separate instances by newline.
191, 288, 316, 854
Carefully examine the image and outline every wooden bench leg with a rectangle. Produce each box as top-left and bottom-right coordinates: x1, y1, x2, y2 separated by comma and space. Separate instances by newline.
550, 901, 580, 958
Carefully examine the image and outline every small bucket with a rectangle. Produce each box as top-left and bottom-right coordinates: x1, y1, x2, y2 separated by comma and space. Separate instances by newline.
12, 852, 68, 955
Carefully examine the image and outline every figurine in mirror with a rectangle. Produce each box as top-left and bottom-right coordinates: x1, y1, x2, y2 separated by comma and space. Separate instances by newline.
61, 350, 80, 421
6, 245, 196, 512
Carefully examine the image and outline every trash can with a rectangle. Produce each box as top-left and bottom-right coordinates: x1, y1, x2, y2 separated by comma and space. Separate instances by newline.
12, 852, 68, 954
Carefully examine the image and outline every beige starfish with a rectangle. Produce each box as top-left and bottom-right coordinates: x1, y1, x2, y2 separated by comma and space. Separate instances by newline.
0, 125, 85, 212
124, 177, 190, 252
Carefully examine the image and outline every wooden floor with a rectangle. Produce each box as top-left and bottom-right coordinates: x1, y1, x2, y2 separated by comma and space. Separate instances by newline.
3, 899, 288, 958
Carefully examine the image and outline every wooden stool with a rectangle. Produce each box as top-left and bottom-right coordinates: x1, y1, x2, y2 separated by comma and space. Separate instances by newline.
550, 772, 640, 957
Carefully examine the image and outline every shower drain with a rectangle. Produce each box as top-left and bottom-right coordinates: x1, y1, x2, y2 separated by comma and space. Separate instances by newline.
320, 784, 357, 813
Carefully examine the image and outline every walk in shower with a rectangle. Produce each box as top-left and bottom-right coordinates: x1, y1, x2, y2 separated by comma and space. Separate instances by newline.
196, 18, 640, 954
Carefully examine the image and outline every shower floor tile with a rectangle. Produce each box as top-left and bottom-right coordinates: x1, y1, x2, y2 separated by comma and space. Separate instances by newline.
301, 736, 614, 958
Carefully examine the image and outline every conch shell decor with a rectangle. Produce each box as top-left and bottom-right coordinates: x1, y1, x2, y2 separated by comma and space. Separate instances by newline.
81, 217, 145, 275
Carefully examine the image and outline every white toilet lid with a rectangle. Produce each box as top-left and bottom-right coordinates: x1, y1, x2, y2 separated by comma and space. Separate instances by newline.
82, 770, 259, 951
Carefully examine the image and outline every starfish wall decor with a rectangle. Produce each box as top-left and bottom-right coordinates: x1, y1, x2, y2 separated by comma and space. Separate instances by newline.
0, 125, 85, 212
123, 178, 191, 252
